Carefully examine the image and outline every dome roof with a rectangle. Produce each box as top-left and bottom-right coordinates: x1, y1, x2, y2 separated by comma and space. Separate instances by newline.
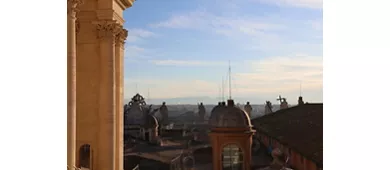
209, 103, 225, 125
209, 100, 252, 128
143, 114, 159, 128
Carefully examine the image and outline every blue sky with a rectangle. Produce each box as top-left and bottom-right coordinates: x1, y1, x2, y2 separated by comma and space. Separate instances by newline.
123, 0, 322, 104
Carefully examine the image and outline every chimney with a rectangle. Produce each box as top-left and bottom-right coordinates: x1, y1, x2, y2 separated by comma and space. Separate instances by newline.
298, 96, 304, 105
227, 99, 234, 106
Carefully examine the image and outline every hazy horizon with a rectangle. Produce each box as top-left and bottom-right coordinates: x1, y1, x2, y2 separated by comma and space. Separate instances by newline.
123, 95, 321, 105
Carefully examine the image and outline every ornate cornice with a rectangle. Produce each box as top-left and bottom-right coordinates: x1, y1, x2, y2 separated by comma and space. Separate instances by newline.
93, 20, 122, 40
67, 0, 83, 18
115, 0, 135, 10
115, 28, 128, 47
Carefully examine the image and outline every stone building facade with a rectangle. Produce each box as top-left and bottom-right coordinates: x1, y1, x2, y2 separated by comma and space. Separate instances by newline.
67, 0, 135, 170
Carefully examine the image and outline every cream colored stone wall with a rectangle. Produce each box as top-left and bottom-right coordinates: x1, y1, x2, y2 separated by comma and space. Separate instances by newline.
68, 0, 134, 170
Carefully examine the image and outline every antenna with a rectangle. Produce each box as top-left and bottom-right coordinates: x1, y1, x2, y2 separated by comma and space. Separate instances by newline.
136, 83, 138, 93
222, 77, 225, 101
218, 83, 221, 102
228, 60, 232, 100
147, 88, 150, 103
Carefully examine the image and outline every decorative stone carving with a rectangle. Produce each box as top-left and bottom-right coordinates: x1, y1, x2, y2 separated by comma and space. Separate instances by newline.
115, 28, 128, 47
67, 0, 83, 18
94, 20, 122, 40
75, 19, 80, 34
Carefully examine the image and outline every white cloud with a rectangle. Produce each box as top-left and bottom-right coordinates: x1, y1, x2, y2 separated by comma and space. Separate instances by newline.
309, 19, 323, 31
250, 0, 323, 9
150, 11, 284, 40
150, 11, 209, 29
149, 10, 322, 55
148, 59, 227, 67
125, 28, 156, 43
125, 45, 145, 59
124, 45, 159, 63
233, 55, 322, 95
124, 78, 218, 99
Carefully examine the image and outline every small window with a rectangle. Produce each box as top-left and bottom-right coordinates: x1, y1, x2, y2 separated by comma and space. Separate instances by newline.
79, 144, 91, 168
221, 144, 243, 170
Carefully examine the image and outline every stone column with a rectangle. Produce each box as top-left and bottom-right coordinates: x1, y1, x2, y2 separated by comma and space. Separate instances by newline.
94, 20, 121, 170
67, 0, 82, 169
115, 28, 127, 170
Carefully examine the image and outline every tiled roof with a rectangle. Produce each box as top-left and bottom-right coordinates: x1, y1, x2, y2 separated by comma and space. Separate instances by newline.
251, 103, 323, 167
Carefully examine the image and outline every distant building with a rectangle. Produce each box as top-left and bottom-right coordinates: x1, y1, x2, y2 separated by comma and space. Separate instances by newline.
251, 102, 323, 170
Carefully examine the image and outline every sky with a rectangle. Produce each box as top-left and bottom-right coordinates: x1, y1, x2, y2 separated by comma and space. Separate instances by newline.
122, 0, 323, 104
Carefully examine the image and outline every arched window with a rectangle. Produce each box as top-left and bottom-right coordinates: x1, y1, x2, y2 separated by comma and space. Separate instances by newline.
79, 144, 91, 168
221, 144, 243, 170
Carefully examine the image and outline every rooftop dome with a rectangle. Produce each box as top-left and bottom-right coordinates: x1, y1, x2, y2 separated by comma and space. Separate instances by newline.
209, 99, 252, 128
209, 102, 226, 125
143, 114, 159, 129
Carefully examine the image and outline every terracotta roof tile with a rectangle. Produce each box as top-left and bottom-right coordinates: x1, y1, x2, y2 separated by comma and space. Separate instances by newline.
251, 103, 323, 166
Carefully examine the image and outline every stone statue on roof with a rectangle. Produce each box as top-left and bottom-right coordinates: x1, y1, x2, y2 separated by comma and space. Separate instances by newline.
159, 102, 169, 124
265, 101, 273, 115
198, 102, 206, 122
280, 98, 288, 109
244, 101, 253, 118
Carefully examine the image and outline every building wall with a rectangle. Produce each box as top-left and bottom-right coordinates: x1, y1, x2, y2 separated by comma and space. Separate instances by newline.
256, 132, 320, 170
209, 128, 254, 170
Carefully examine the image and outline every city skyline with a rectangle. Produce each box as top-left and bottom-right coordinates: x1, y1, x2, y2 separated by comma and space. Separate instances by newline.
123, 0, 323, 103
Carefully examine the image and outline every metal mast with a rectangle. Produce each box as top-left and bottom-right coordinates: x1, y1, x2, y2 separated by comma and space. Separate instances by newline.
228, 60, 232, 100
222, 77, 225, 101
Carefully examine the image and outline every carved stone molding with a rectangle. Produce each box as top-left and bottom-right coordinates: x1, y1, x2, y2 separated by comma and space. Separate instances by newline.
94, 20, 122, 40
115, 28, 128, 47
67, 0, 83, 18
75, 19, 80, 34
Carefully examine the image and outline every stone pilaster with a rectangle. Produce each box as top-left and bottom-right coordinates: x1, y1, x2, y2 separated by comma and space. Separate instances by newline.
94, 20, 121, 170
67, 0, 82, 169
115, 28, 127, 170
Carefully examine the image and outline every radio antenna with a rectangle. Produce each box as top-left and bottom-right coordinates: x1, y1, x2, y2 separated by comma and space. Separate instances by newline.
228, 60, 232, 100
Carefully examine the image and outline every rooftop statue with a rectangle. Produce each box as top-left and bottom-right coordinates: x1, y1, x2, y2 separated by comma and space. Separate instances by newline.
280, 98, 289, 109
159, 102, 169, 125
244, 101, 253, 118
264, 101, 273, 115
198, 102, 206, 121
